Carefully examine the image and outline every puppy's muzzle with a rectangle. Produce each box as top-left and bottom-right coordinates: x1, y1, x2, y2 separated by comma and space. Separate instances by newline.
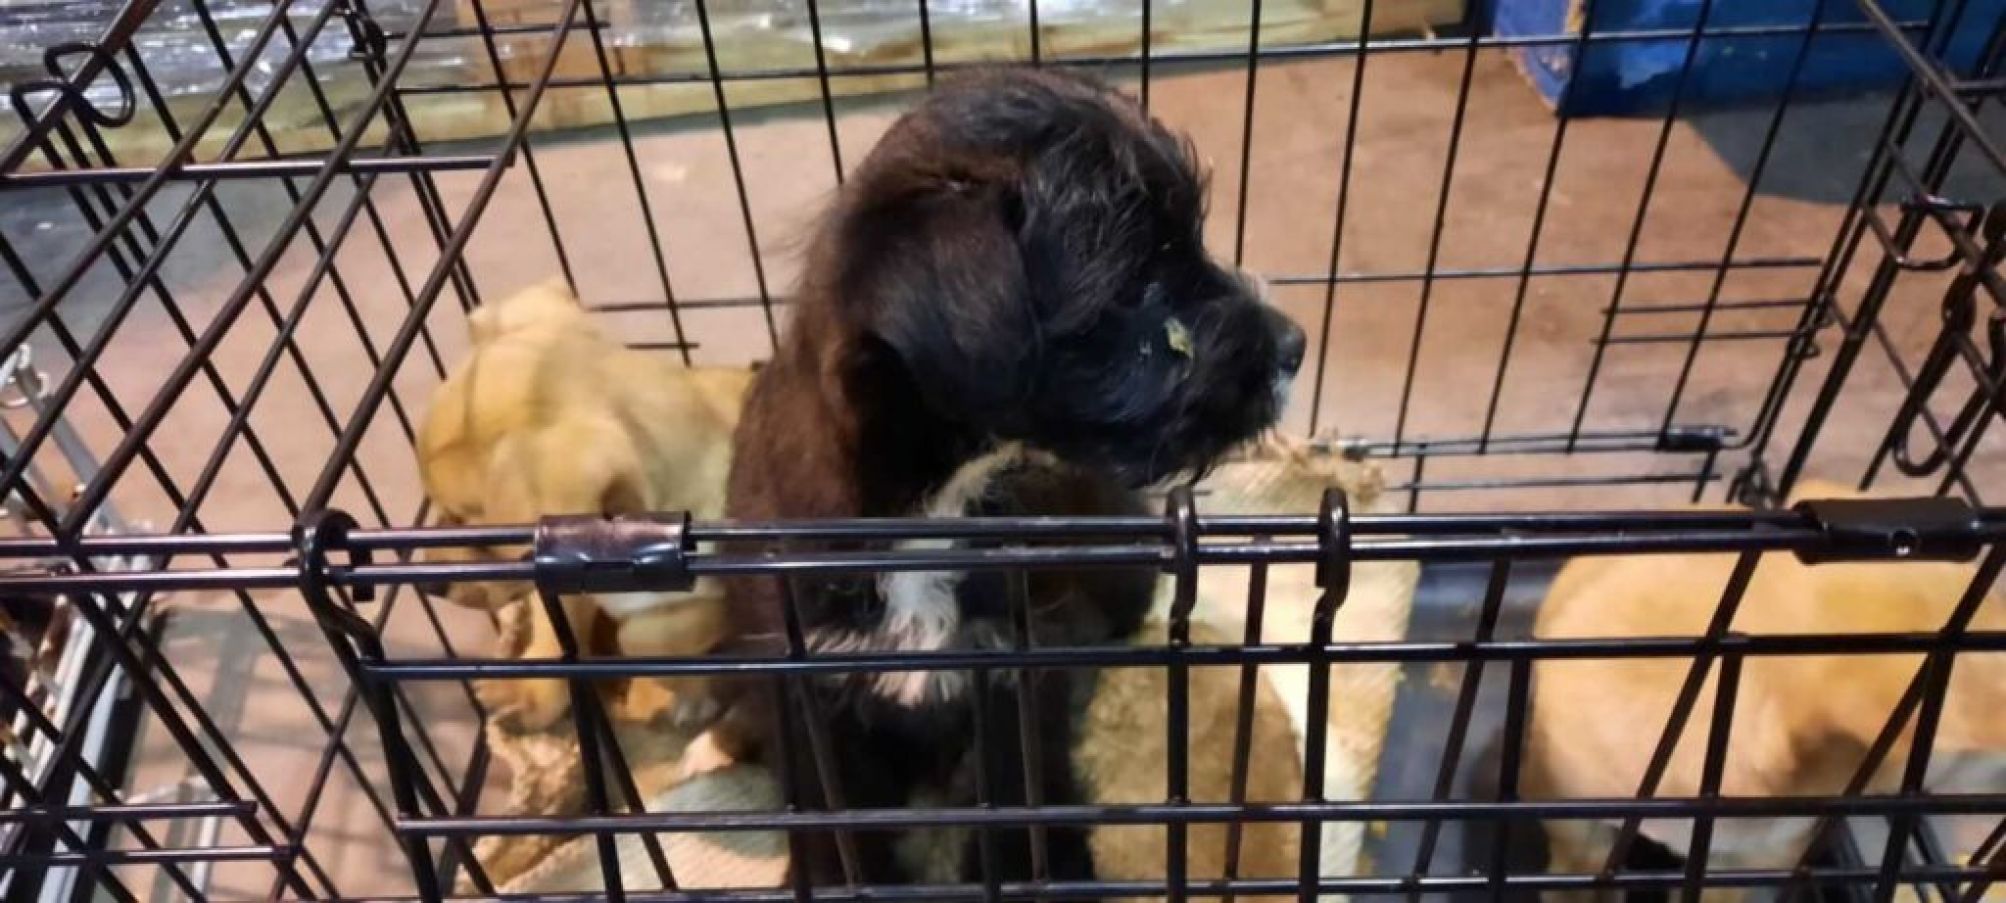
1264, 307, 1307, 377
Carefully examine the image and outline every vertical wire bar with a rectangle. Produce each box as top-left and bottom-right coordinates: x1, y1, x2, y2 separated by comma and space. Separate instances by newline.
590, 705, 678, 890
266, 576, 494, 900
1693, 446, 1721, 503
773, 678, 815, 903
802, 0, 846, 183
0, 692, 148, 903
534, 588, 627, 903
1782, 542, 2006, 903
45, 155, 472, 892
296, 3, 456, 375
125, 21, 441, 439
27, 0, 415, 534
1566, 0, 1721, 450
459, 0, 578, 290
1028, 0, 1042, 65
1772, 0, 1997, 496
0, 0, 345, 361
61, 569, 354, 899
297, 522, 445, 903
1954, 816, 2006, 903
1298, 490, 1351, 903
778, 577, 862, 886
1599, 548, 1762, 874
1931, 364, 2005, 499
1477, 0, 1599, 452
690, 0, 781, 345
346, 0, 487, 324
1407, 559, 1512, 890
1166, 488, 1200, 903
577, 0, 694, 364
22, 128, 313, 527
522, 569, 671, 887
1229, 0, 1264, 268
1138, 0, 1152, 111
1682, 648, 1744, 900
1305, 0, 1373, 438
1489, 658, 1531, 902
1871, 651, 1959, 902
972, 665, 1002, 903
0, 672, 207, 901
55, 585, 327, 898
191, 1, 436, 437
1390, 21, 1484, 451
1006, 569, 1049, 881
0, 292, 345, 901
918, 0, 936, 86
1218, 547, 1272, 903
1654, 0, 1832, 435
302, 0, 580, 514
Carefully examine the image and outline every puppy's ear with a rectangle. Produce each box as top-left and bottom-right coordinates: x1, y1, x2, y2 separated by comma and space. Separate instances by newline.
599, 470, 648, 517
838, 175, 1034, 422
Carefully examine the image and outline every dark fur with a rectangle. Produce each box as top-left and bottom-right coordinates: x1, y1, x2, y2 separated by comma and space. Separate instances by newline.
719, 68, 1306, 891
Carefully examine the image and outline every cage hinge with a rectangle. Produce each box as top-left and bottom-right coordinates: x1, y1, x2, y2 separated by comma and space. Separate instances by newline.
532, 512, 695, 594
1790, 496, 1983, 565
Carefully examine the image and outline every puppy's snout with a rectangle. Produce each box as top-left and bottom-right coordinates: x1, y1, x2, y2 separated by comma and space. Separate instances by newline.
418, 581, 453, 600
1265, 308, 1307, 376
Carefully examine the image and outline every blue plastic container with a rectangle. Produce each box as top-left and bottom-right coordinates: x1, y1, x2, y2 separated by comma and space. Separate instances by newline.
1493, 0, 2006, 115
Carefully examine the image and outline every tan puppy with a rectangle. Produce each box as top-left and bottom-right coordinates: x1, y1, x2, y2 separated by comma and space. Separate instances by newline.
1524, 480, 2006, 901
418, 279, 753, 730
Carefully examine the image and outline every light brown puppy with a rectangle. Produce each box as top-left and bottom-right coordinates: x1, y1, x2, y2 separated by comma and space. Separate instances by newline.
418, 279, 753, 730
1524, 480, 2006, 901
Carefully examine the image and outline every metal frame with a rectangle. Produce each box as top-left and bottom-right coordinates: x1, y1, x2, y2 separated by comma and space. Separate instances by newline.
1, 0, 2004, 898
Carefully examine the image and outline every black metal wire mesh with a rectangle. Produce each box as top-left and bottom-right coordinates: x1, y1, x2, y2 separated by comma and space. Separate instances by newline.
0, 0, 2004, 899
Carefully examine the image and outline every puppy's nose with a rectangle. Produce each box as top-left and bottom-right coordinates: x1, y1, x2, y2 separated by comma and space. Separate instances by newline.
1266, 308, 1307, 376
418, 581, 453, 600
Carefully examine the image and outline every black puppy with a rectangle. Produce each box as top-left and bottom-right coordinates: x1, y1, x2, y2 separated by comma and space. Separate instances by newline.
718, 68, 1307, 891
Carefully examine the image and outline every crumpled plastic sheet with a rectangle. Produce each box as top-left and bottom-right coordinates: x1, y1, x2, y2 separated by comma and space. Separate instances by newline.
2, 0, 1157, 110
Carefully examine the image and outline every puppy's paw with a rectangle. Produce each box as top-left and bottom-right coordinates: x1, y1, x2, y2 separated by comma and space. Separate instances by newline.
475, 677, 573, 733
619, 678, 721, 730
675, 729, 736, 783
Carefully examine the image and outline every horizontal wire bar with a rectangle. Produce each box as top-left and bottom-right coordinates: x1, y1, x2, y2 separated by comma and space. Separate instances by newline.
0, 801, 255, 825
1598, 327, 1812, 345
1602, 298, 1811, 316
265, 863, 2002, 902
385, 21, 1924, 95
399, 792, 2006, 837
0, 508, 1820, 559
587, 258, 1826, 315
366, 630, 2006, 681
0, 154, 498, 188
1339, 426, 1736, 457
3, 516, 2000, 592
1384, 471, 1717, 494
1853, 0, 2006, 180
0, 845, 290, 867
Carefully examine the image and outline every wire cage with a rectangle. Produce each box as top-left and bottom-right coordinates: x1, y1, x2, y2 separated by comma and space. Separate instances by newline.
2, 0, 2005, 898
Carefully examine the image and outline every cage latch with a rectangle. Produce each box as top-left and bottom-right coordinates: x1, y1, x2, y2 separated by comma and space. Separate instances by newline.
1791, 496, 1983, 565
532, 512, 695, 594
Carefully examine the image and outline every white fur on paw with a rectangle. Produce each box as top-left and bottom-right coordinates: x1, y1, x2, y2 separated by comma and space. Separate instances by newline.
677, 730, 734, 782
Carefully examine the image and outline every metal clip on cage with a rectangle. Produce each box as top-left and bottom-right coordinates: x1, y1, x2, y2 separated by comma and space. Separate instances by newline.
531, 512, 696, 596
1792, 495, 1985, 564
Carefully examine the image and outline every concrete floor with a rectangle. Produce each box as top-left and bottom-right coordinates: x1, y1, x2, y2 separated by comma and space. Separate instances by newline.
4, 48, 2003, 900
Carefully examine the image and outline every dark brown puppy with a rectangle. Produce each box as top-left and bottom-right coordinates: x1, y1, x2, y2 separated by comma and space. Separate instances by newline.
719, 68, 1306, 891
